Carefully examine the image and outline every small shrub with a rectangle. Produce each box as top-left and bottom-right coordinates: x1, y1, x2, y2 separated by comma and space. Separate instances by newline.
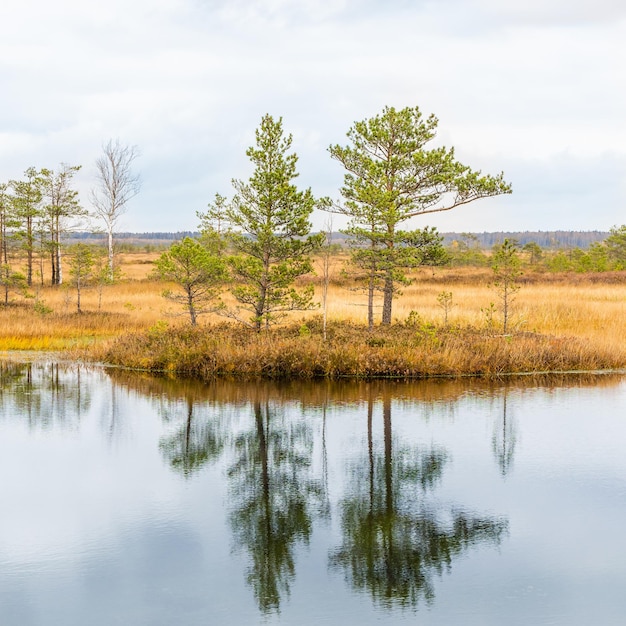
405, 310, 423, 328
437, 291, 454, 325
481, 302, 497, 332
34, 299, 53, 315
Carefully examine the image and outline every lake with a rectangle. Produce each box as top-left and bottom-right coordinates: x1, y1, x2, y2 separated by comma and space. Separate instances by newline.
1, 358, 626, 625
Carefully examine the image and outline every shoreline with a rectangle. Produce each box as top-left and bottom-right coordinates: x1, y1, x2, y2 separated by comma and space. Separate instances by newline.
60, 320, 626, 382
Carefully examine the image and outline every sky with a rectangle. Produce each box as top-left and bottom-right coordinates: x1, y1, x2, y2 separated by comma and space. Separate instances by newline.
1, 0, 625, 234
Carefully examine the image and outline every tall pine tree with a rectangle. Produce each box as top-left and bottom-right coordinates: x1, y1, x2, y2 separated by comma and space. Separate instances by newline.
330, 106, 512, 325
224, 114, 327, 331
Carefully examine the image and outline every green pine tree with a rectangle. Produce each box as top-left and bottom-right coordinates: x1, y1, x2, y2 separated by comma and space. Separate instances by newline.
330, 105, 512, 325
224, 114, 328, 331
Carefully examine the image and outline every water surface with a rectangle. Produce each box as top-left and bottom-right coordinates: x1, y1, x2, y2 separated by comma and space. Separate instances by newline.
1, 360, 625, 625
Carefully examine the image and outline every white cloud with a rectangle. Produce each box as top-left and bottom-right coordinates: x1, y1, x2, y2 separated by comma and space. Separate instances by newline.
475, 0, 626, 26
0, 0, 625, 231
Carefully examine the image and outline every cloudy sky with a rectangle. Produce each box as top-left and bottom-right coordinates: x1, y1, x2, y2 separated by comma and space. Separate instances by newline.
1, 0, 624, 233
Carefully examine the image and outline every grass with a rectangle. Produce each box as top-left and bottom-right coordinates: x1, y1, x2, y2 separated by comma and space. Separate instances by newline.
1, 253, 625, 379
88, 319, 624, 381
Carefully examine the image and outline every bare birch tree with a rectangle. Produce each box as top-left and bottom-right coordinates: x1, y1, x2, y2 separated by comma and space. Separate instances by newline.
91, 139, 141, 280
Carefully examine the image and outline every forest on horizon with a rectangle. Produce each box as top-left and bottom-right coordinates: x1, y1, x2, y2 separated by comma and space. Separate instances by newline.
67, 229, 611, 250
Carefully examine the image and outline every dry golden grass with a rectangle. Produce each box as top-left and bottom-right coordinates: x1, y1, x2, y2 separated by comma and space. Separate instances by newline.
115, 252, 160, 280
91, 319, 623, 381
313, 267, 626, 361
1, 253, 625, 375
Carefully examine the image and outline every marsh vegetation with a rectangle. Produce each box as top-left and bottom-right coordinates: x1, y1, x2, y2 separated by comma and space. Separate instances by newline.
0, 248, 624, 378
1, 109, 624, 379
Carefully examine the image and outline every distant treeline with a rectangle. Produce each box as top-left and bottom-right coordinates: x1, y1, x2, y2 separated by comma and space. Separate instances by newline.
69, 231, 197, 243
440, 231, 609, 249
67, 230, 610, 250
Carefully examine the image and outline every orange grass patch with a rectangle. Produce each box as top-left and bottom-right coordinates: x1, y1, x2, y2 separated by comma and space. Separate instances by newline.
89, 320, 624, 381
2, 256, 625, 371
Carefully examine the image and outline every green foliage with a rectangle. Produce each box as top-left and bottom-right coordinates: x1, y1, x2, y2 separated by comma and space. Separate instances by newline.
2, 166, 84, 289
68, 244, 95, 279
33, 298, 53, 315
437, 291, 454, 325
545, 251, 573, 272
522, 241, 543, 265
545, 244, 612, 273
604, 225, 626, 268
587, 242, 611, 271
447, 234, 489, 267
491, 239, 522, 333
68, 243, 95, 312
481, 302, 497, 331
10, 167, 46, 287
540, 227, 626, 273
404, 310, 424, 328
198, 193, 230, 237
0, 184, 20, 287
0, 265, 27, 305
570, 244, 610, 272
41, 164, 85, 285
223, 114, 328, 330
330, 105, 511, 325
154, 237, 227, 325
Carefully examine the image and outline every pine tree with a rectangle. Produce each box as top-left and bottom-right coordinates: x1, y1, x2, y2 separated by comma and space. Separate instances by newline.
224, 115, 328, 331
330, 105, 511, 325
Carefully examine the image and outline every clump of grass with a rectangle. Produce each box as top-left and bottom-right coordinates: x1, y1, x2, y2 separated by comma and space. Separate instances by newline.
85, 318, 625, 381
0, 305, 142, 351
3, 253, 625, 378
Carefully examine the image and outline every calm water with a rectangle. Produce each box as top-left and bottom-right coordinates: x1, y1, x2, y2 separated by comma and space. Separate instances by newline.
1, 359, 626, 625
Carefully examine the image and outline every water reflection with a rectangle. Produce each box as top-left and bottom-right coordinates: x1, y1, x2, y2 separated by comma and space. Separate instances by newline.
0, 360, 91, 428
330, 389, 507, 609
2, 359, 626, 624
492, 387, 517, 476
159, 397, 227, 477
227, 396, 324, 614
146, 378, 325, 614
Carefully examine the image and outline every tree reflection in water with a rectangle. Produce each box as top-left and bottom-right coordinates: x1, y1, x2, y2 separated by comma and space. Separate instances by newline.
0, 360, 91, 427
228, 399, 323, 614
159, 396, 227, 477
111, 374, 514, 615
492, 387, 517, 476
155, 383, 324, 614
330, 389, 508, 609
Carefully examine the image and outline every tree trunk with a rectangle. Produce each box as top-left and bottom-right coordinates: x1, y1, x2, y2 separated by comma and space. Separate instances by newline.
1, 228, 7, 304
187, 288, 197, 325
381, 273, 393, 325
256, 270, 269, 332
56, 217, 63, 285
322, 253, 329, 341
107, 228, 114, 282
26, 217, 33, 287
367, 273, 375, 331
503, 282, 509, 333
51, 249, 56, 285
57, 245, 63, 285
255, 401, 271, 518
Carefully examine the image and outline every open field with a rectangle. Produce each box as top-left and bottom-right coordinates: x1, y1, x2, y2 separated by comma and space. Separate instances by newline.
1, 252, 625, 376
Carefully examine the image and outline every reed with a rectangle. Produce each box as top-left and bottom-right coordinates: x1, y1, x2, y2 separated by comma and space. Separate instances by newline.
88, 319, 623, 381
1, 252, 625, 377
